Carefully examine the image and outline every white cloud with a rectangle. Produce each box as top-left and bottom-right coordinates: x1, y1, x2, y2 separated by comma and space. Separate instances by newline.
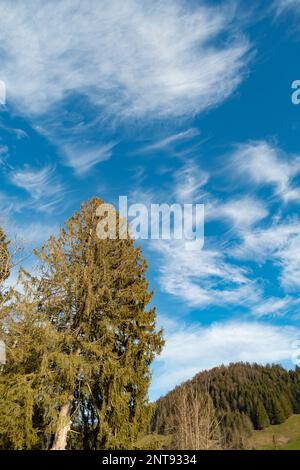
8, 221, 58, 246
0, 1, 251, 174
10, 165, 57, 199
229, 141, 300, 202
140, 128, 200, 153
208, 196, 268, 229
146, 162, 265, 310
277, 233, 300, 290
130, 152, 298, 312
151, 319, 300, 399
61, 142, 115, 174
276, 0, 300, 14
0, 145, 8, 158
8, 165, 65, 212
0, 192, 25, 220
231, 220, 300, 291
174, 161, 209, 202
0, 0, 250, 120
10, 165, 60, 199
252, 296, 298, 318
133, 161, 263, 310
1, 219, 59, 295
153, 239, 260, 308
33, 120, 117, 174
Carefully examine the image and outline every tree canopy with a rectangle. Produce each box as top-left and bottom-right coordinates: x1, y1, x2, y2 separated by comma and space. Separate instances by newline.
0, 199, 163, 450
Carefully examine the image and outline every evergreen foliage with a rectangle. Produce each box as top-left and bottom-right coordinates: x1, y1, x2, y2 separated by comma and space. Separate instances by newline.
254, 401, 270, 430
0, 228, 10, 367
0, 228, 10, 303
151, 363, 300, 447
0, 199, 163, 449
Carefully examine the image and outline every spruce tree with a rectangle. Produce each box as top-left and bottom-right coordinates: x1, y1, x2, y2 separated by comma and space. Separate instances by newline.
8, 198, 163, 450
0, 228, 10, 367
271, 397, 286, 425
0, 200, 163, 449
0, 289, 64, 449
0, 228, 10, 302
254, 401, 270, 430
279, 393, 293, 419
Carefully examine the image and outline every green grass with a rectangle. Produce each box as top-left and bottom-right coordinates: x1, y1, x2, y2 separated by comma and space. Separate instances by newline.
283, 437, 300, 450
249, 414, 300, 450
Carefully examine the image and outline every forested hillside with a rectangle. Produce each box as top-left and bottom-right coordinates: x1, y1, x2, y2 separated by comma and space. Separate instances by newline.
151, 363, 300, 448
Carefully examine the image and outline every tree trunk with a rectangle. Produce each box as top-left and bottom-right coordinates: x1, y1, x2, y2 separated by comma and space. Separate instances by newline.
51, 398, 73, 450
51, 347, 81, 451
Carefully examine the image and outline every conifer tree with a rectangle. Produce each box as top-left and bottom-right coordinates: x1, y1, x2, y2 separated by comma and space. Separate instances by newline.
279, 393, 293, 419
271, 397, 286, 425
0, 200, 163, 450
0, 228, 10, 302
30, 198, 163, 449
254, 401, 270, 430
0, 228, 10, 367
0, 288, 64, 449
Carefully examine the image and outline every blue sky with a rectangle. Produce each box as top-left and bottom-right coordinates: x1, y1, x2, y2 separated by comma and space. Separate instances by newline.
1, 0, 300, 400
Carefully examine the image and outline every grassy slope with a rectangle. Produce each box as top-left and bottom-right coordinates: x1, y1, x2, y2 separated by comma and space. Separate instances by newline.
248, 414, 300, 450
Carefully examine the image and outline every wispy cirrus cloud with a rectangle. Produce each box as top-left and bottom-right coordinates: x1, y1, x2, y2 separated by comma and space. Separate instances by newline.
9, 165, 61, 199
60, 141, 116, 175
151, 319, 300, 399
143, 143, 300, 313
228, 141, 300, 202
276, 0, 300, 15
230, 219, 300, 291
207, 195, 268, 230
129, 160, 265, 311
153, 239, 261, 309
8, 164, 65, 212
174, 161, 209, 202
0, 145, 9, 164
251, 296, 300, 318
140, 128, 200, 154
0, 1, 252, 175
0, 0, 250, 120
8, 221, 58, 247
145, 161, 265, 310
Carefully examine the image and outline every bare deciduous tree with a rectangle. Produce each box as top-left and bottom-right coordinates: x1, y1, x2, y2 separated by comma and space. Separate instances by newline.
173, 381, 221, 450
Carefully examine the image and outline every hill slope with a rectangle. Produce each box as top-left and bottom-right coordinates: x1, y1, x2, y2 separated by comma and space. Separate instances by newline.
151, 363, 300, 448
249, 414, 300, 450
